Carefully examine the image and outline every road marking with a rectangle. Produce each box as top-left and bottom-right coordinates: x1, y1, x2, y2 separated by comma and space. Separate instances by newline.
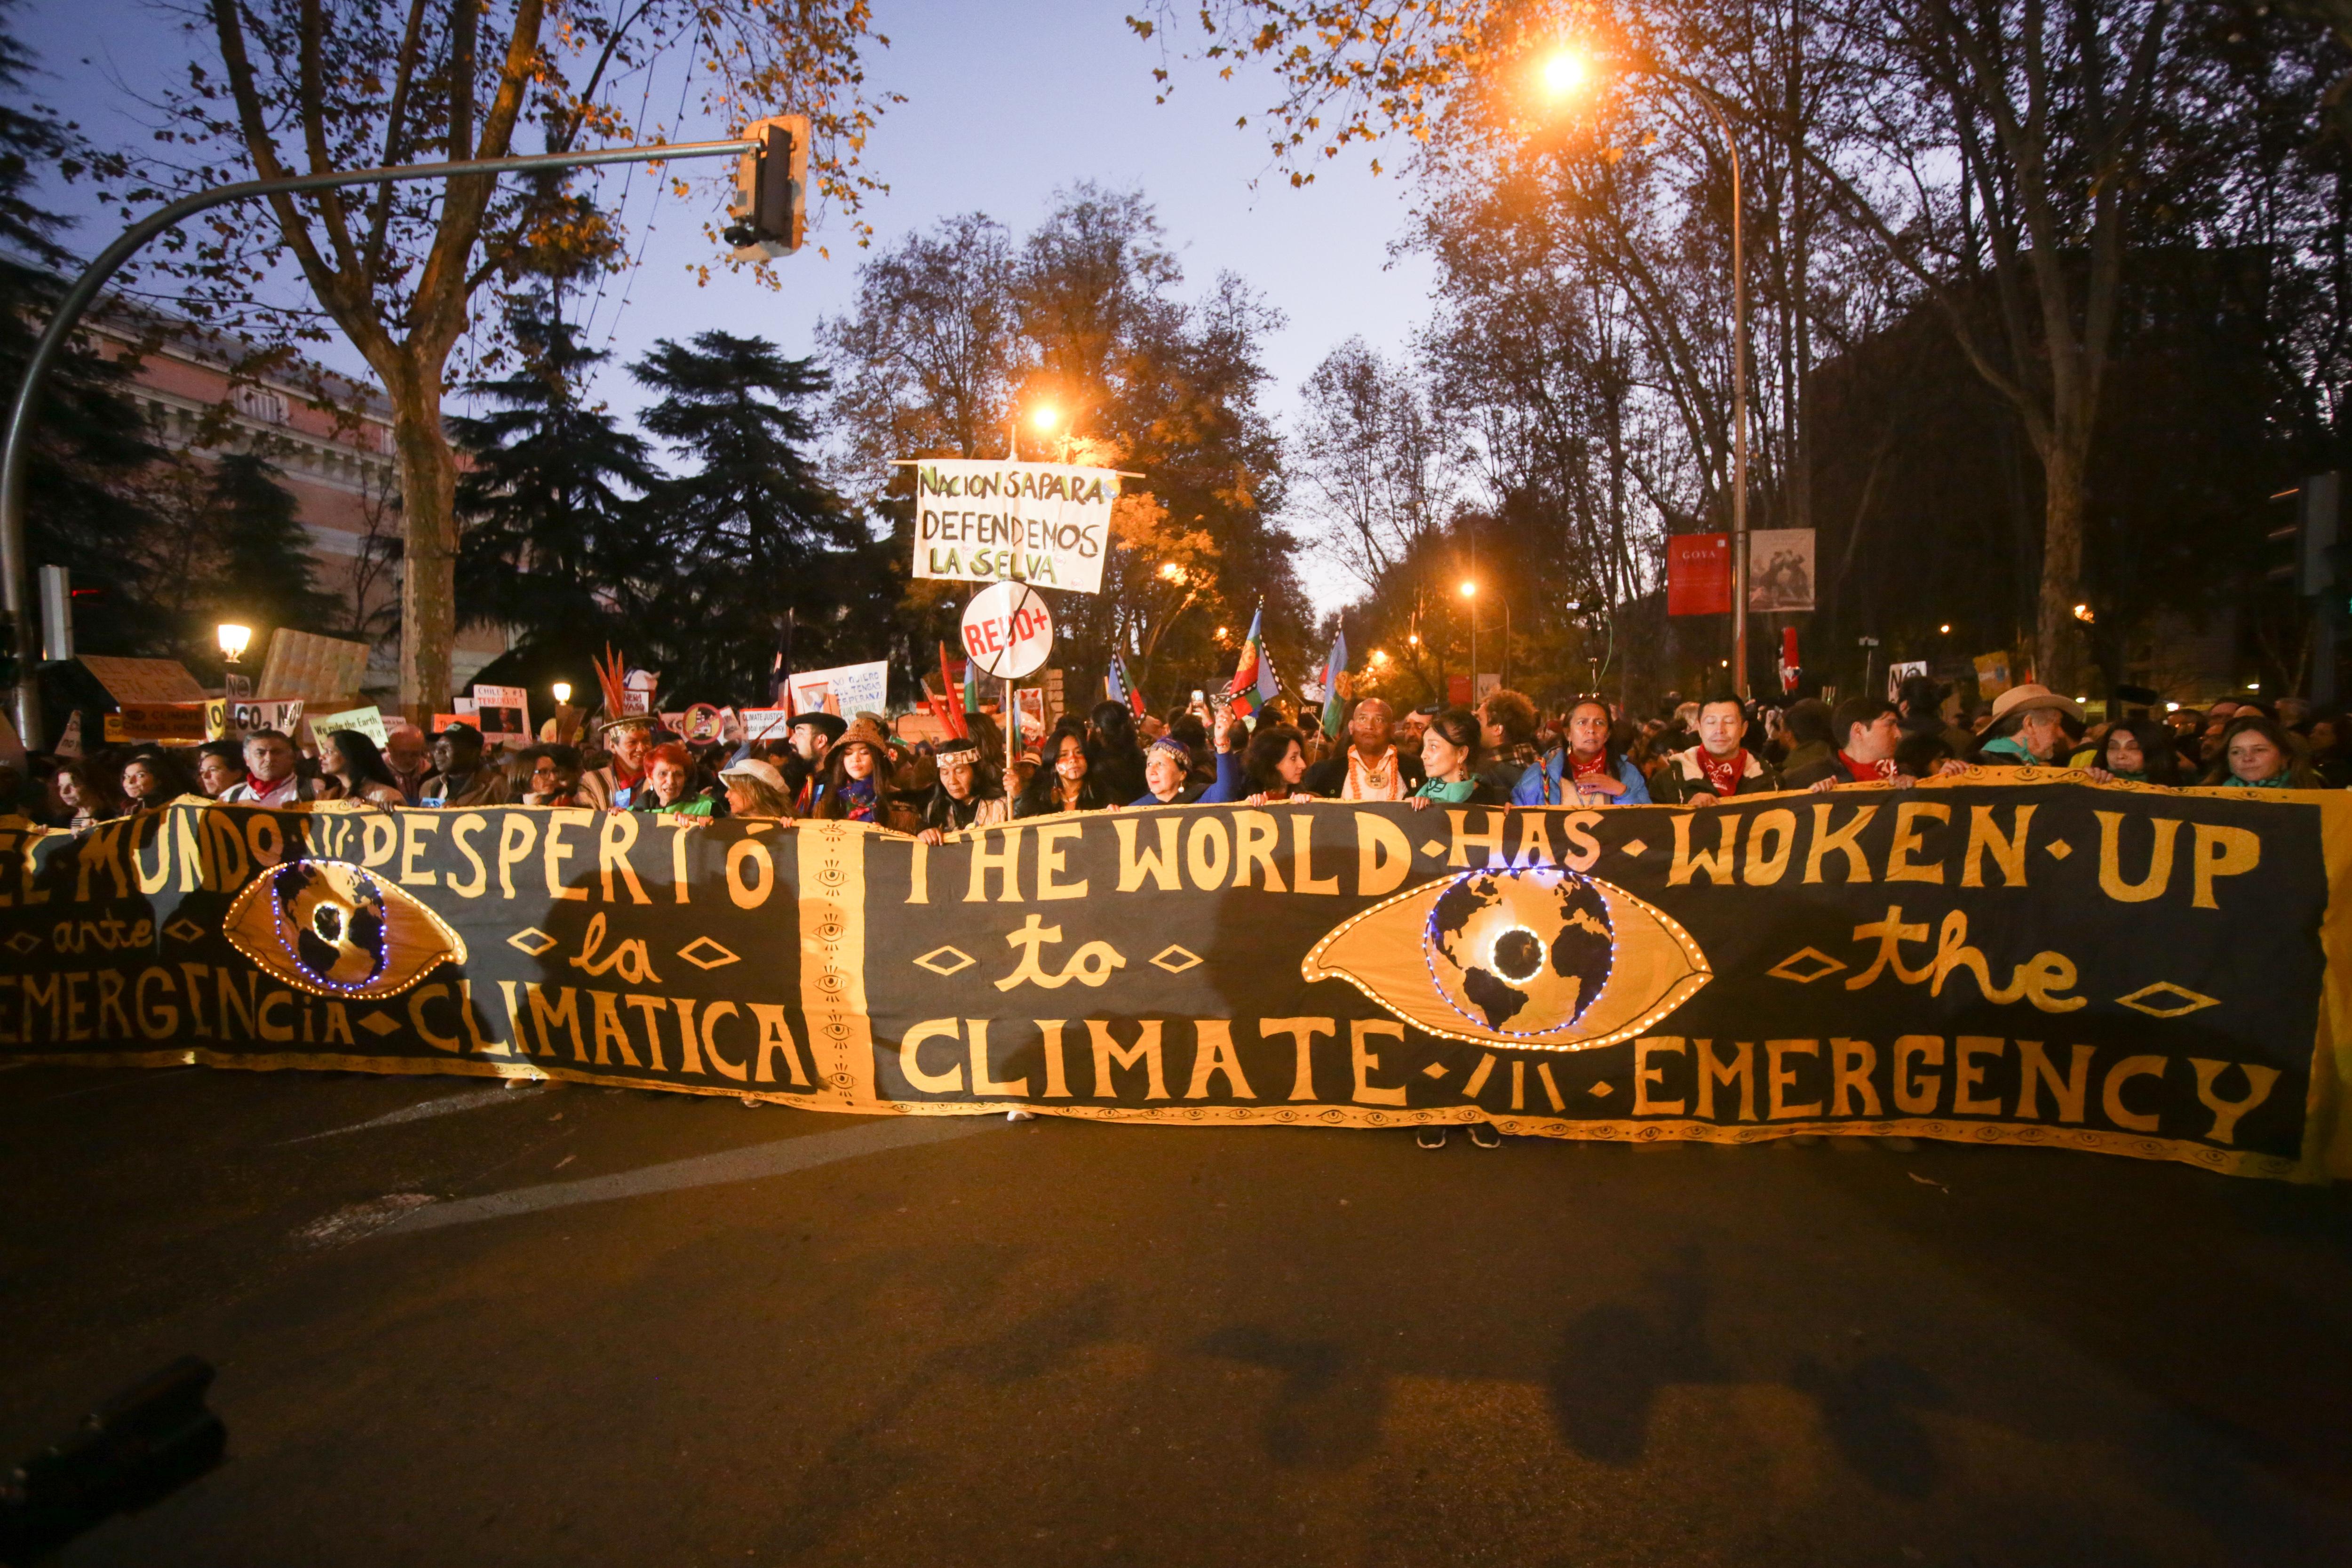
282, 1082, 551, 1143
381, 1116, 1001, 1236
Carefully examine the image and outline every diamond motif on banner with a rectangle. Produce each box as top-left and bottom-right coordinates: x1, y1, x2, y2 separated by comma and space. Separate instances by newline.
677, 937, 741, 971
1767, 947, 1848, 984
4, 931, 40, 956
1620, 839, 1649, 858
507, 927, 559, 957
1150, 945, 1203, 975
1421, 1061, 1449, 1080
2044, 839, 2074, 860
914, 946, 976, 977
358, 1011, 401, 1037
163, 917, 206, 946
1589, 1081, 1614, 1097
2115, 981, 2219, 1019
1419, 839, 1445, 858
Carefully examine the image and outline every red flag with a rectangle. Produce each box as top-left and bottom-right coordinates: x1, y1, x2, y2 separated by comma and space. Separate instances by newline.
1780, 626, 1801, 694
937, 642, 969, 738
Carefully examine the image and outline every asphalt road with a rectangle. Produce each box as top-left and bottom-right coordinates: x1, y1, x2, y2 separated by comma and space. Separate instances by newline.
3, 1057, 2350, 1567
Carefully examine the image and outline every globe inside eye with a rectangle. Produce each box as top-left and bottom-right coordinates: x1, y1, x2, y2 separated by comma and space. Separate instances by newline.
1491, 926, 1546, 983
312, 904, 345, 944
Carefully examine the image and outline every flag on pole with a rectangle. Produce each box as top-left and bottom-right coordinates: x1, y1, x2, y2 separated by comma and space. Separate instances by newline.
1106, 653, 1146, 718
1226, 608, 1267, 719
1779, 626, 1801, 694
962, 650, 983, 717
1319, 626, 1349, 736
937, 643, 969, 738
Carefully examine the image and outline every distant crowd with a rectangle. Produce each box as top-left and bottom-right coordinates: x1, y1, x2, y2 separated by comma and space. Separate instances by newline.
20, 671, 2334, 837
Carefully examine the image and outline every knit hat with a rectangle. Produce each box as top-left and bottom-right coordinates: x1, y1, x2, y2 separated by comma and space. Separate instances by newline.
1147, 734, 1192, 765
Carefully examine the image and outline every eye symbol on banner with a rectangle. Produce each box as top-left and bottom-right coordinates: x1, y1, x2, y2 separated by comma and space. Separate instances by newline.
225, 860, 467, 999
1302, 868, 1710, 1051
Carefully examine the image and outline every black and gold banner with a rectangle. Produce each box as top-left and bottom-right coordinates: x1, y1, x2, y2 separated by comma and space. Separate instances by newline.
6, 776, 2351, 1181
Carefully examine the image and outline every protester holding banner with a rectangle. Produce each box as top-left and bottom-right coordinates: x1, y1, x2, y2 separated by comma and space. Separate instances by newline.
220, 731, 325, 807
384, 727, 431, 805
317, 729, 406, 806
1514, 699, 1653, 805
1966, 686, 2080, 771
787, 713, 845, 815
627, 743, 718, 817
1475, 690, 1544, 799
1234, 722, 1311, 804
2205, 715, 2319, 788
1087, 701, 1148, 804
1654, 694, 1783, 804
1302, 698, 1422, 801
912, 737, 1009, 842
715, 756, 797, 821
1784, 698, 1905, 788
516, 746, 587, 806
416, 723, 511, 809
577, 716, 653, 811
815, 718, 917, 829
1130, 733, 1209, 807
193, 741, 246, 800
2089, 717, 2185, 786
118, 750, 193, 812
1016, 718, 1117, 818
1408, 709, 1503, 808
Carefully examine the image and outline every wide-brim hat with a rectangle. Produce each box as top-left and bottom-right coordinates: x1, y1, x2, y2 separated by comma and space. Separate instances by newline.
789, 711, 847, 742
718, 756, 787, 792
1988, 684, 2084, 725
596, 711, 653, 738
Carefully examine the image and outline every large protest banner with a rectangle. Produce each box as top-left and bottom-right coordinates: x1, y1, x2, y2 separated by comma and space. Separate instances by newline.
908, 459, 1119, 594
2, 776, 2348, 1182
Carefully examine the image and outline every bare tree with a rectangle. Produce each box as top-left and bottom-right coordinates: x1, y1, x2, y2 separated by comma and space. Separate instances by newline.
1292, 339, 1454, 589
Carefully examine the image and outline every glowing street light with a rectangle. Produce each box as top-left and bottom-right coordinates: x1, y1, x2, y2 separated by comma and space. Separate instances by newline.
216, 622, 251, 663
1370, 648, 1390, 666
552, 682, 572, 706
1459, 580, 1478, 598
2073, 603, 2095, 623
1939, 623, 1952, 634
1030, 405, 1060, 432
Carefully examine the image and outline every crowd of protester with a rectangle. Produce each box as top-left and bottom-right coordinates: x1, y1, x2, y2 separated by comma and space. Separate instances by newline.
14, 669, 2343, 836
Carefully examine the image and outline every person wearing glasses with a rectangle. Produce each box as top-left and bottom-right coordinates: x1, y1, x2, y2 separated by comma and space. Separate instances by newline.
515, 745, 586, 806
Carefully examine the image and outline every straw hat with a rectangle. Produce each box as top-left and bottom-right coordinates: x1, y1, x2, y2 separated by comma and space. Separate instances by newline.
1988, 684, 2084, 725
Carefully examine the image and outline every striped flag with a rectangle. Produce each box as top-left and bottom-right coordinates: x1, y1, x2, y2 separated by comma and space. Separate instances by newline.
1226, 608, 1267, 719
1320, 626, 1349, 737
1106, 653, 1146, 717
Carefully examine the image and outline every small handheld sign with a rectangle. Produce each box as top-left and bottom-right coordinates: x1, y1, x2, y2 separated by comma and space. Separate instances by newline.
961, 581, 1054, 774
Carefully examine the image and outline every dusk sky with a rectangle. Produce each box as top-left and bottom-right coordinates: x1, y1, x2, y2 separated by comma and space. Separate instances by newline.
19, 0, 1443, 607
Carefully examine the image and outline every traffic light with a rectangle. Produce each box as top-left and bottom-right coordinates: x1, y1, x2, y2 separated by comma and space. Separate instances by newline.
724, 115, 808, 261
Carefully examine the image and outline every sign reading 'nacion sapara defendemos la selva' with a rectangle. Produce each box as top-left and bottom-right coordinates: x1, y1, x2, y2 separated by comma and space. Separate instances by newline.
908, 459, 1118, 593
4, 777, 2351, 1182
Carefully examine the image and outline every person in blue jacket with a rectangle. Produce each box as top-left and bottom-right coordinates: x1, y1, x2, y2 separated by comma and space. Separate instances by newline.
1513, 697, 1653, 806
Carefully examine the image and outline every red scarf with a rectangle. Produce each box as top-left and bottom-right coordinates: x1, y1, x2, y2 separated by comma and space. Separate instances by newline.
1838, 750, 1896, 783
1569, 750, 1611, 783
1697, 748, 1748, 796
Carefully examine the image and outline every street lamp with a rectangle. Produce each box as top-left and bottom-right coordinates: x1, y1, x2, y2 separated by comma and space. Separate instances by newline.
216, 622, 251, 664
1459, 579, 1478, 694
1544, 52, 1748, 698
552, 681, 572, 706
1031, 405, 1059, 433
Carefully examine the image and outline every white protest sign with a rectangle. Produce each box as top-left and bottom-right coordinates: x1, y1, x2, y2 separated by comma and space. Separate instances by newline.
910, 460, 1117, 594
786, 660, 889, 718
960, 581, 1053, 680
1886, 660, 1931, 703
739, 708, 794, 741
234, 699, 304, 737
317, 705, 390, 749
470, 684, 531, 749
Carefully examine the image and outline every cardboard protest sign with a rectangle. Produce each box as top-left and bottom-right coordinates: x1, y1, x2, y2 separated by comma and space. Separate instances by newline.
787, 661, 887, 719
105, 702, 209, 743
256, 629, 370, 707
909, 460, 1118, 594
317, 705, 390, 749
739, 708, 794, 741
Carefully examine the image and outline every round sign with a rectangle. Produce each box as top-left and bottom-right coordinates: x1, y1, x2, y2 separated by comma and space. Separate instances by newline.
960, 581, 1054, 680
681, 702, 726, 744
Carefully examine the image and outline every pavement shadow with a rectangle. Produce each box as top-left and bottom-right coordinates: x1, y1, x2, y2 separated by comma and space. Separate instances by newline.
1192, 1323, 1385, 1468
1789, 1352, 1947, 1496
963, 1280, 1119, 1385
1545, 1243, 1722, 1464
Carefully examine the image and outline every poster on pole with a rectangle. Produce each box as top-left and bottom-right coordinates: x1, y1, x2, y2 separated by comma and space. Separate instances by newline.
1747, 528, 1816, 612
786, 660, 889, 719
1666, 534, 1731, 616
908, 460, 1119, 594
315, 705, 390, 749
960, 581, 1054, 681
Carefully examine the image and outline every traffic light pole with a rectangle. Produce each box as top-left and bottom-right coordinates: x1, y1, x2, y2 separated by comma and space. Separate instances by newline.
0, 135, 756, 749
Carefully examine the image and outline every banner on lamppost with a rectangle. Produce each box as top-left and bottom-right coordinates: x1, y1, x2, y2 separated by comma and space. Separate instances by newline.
1747, 528, 1816, 613
907, 459, 1119, 594
1667, 534, 1731, 616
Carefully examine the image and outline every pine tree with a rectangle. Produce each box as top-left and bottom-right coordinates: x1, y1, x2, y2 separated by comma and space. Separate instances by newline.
197, 451, 339, 649
0, 6, 169, 655
453, 297, 656, 676
631, 332, 885, 700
